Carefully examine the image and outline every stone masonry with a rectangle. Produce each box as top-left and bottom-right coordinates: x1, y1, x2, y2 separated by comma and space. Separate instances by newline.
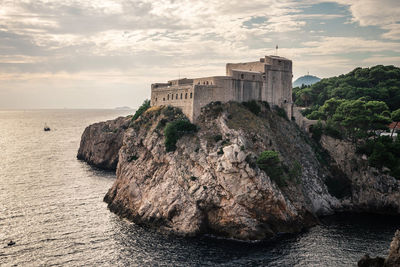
151, 55, 293, 121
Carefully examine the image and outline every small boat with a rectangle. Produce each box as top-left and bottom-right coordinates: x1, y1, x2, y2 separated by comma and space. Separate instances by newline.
7, 240, 15, 246
44, 124, 51, 131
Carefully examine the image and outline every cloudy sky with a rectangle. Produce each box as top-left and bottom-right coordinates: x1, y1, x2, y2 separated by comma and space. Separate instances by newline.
1, 0, 399, 109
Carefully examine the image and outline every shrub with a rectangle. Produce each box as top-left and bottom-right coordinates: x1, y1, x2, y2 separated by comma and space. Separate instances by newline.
256, 151, 286, 186
164, 120, 197, 152
274, 106, 289, 120
190, 176, 197, 181
213, 134, 222, 142
127, 155, 138, 162
242, 100, 261, 115
132, 99, 150, 121
217, 148, 224, 155
309, 120, 323, 142
288, 161, 302, 183
324, 119, 343, 139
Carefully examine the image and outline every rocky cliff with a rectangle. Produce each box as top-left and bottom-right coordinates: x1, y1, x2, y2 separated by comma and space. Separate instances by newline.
386, 230, 400, 266
102, 102, 342, 240
78, 101, 400, 240
320, 135, 400, 214
77, 116, 131, 170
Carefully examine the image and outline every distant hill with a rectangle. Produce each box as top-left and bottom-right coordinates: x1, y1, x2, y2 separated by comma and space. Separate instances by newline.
115, 106, 132, 110
293, 75, 321, 88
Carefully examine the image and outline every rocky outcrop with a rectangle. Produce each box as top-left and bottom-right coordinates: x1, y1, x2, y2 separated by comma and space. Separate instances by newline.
77, 116, 131, 170
103, 103, 340, 240
358, 254, 385, 267
386, 230, 400, 266
78, 101, 400, 240
320, 135, 400, 214
357, 230, 400, 267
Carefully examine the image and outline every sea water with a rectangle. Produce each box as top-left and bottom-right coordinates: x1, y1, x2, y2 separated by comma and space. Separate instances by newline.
0, 109, 398, 266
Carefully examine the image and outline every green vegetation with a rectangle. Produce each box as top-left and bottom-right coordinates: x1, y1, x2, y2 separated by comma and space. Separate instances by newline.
288, 161, 302, 183
256, 151, 286, 186
132, 99, 151, 121
293, 66, 400, 179
242, 100, 261, 115
274, 106, 289, 120
164, 119, 197, 152
127, 155, 138, 162
213, 134, 223, 142
293, 65, 400, 111
357, 136, 400, 179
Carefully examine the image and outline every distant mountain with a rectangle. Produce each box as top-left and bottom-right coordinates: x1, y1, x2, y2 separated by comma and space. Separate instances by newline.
293, 75, 321, 88
115, 106, 132, 110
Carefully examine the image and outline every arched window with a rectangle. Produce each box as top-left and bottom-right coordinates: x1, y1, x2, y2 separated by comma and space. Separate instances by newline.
167, 94, 169, 100
185, 93, 188, 99
206, 81, 209, 85
176, 94, 178, 99
155, 98, 157, 101
180, 93, 183, 99
241, 74, 244, 79
163, 97, 165, 101
190, 92, 192, 98
252, 75, 255, 80
172, 94, 174, 100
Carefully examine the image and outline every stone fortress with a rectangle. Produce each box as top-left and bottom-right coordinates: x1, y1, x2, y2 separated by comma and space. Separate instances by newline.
151, 55, 293, 122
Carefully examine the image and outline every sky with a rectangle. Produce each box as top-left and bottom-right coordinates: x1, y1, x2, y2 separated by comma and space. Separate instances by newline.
1, 0, 400, 109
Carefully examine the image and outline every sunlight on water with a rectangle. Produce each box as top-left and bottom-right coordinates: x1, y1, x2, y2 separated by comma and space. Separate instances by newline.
0, 110, 398, 266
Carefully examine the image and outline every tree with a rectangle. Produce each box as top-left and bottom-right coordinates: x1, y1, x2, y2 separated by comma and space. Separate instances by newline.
391, 109, 400, 137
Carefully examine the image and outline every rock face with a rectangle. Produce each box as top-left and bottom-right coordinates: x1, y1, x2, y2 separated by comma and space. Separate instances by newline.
77, 116, 131, 170
78, 102, 400, 240
103, 103, 340, 240
358, 254, 385, 267
320, 135, 400, 214
386, 230, 400, 266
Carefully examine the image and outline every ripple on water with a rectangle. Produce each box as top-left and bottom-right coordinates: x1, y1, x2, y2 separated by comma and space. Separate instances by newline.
0, 110, 399, 267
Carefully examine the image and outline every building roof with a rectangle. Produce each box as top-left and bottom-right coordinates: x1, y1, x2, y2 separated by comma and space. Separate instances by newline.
389, 122, 400, 129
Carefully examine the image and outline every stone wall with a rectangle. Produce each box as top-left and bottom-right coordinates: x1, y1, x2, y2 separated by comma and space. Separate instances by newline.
151, 84, 195, 121
150, 55, 293, 122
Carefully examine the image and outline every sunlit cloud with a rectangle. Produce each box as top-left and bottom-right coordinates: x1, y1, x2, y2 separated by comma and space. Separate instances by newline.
0, 0, 399, 108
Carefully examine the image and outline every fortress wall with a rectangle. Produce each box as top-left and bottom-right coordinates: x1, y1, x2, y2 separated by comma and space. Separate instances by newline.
151, 85, 194, 121
264, 64, 292, 107
226, 61, 264, 76
230, 79, 263, 102
192, 85, 226, 121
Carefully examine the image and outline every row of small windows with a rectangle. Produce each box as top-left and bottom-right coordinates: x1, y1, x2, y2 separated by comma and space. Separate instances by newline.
197, 81, 213, 85
156, 92, 193, 102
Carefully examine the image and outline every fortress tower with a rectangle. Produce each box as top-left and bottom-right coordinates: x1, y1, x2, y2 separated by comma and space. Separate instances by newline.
151, 55, 293, 121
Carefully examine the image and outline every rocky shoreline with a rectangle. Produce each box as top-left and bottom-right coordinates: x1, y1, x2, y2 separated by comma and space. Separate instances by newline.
78, 102, 400, 241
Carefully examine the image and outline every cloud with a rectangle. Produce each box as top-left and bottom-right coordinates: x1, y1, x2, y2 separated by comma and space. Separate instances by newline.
0, 0, 399, 108
330, 0, 400, 40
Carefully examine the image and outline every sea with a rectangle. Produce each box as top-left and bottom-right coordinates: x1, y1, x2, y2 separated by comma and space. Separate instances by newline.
0, 109, 399, 266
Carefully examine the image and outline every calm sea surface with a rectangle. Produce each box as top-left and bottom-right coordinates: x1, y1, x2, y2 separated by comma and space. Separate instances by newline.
0, 109, 399, 266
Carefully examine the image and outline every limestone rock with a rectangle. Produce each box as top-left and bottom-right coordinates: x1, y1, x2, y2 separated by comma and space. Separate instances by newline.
77, 116, 131, 170
104, 103, 339, 240
321, 135, 400, 214
358, 254, 385, 267
385, 230, 400, 266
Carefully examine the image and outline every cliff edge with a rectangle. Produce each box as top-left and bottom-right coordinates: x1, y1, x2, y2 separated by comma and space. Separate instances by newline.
78, 101, 400, 240
103, 102, 340, 240
77, 116, 131, 170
